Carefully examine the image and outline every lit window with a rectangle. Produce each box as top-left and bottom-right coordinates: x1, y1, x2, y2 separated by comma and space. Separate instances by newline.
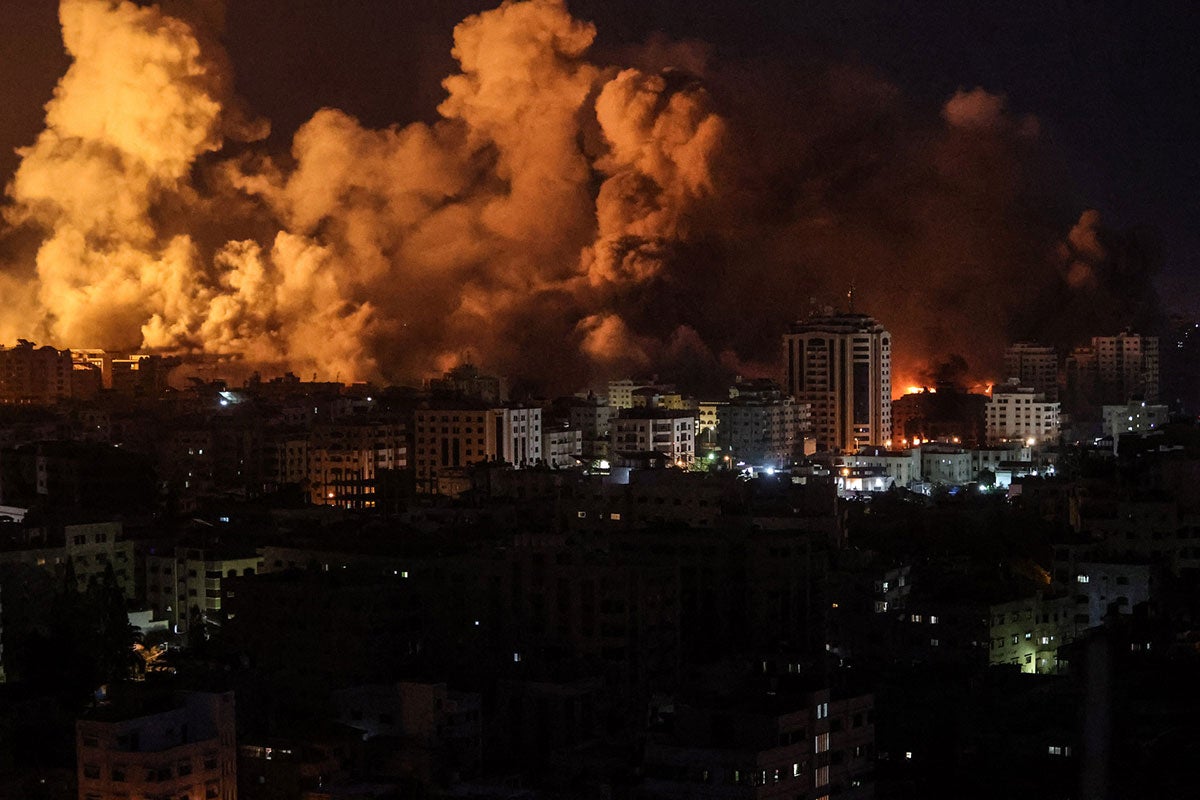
1076, 574, 1090, 584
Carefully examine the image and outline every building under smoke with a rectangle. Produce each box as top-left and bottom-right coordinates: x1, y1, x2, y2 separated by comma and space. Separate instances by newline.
891, 386, 988, 448
1065, 332, 1159, 420
1004, 342, 1059, 401
0, 340, 72, 405
784, 313, 891, 453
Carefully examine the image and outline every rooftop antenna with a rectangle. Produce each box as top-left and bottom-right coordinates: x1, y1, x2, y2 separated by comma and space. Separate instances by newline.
847, 282, 856, 314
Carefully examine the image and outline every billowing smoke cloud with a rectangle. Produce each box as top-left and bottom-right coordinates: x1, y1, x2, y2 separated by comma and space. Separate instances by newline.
0, 0, 1162, 393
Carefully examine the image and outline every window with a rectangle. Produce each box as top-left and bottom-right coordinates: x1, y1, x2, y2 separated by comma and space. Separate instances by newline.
814, 733, 830, 753
816, 701, 828, 719
83, 764, 100, 779
814, 765, 830, 787
1076, 574, 1090, 584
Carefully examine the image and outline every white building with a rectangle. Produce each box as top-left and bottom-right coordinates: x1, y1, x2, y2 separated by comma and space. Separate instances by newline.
985, 380, 1061, 445
844, 447, 921, 488
611, 407, 695, 466
919, 444, 974, 485
542, 425, 583, 467
783, 312, 891, 452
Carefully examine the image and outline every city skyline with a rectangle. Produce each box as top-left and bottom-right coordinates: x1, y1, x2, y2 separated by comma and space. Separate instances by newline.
0, 0, 1189, 396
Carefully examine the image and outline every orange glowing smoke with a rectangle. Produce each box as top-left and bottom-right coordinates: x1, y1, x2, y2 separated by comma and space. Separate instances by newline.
0, 1, 1140, 391
1, 0, 725, 384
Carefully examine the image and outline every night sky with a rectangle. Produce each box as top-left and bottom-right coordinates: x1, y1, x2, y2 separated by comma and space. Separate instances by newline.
0, 0, 1196, 389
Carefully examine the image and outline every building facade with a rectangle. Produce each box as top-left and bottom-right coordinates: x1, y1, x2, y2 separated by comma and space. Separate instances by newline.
1102, 401, 1169, 452
76, 691, 237, 800
146, 546, 263, 632
784, 313, 891, 453
0, 340, 72, 405
412, 405, 542, 493
611, 407, 696, 466
985, 380, 1061, 445
1004, 343, 1059, 401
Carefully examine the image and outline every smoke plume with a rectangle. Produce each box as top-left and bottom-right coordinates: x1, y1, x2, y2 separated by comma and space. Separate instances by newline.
0, 0, 1162, 393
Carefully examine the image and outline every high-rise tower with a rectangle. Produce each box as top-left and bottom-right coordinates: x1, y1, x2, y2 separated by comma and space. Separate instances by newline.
784, 313, 891, 452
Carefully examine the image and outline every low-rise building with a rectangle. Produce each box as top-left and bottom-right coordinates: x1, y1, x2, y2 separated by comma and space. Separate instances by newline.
1102, 401, 1169, 453
988, 593, 1079, 674
76, 690, 237, 800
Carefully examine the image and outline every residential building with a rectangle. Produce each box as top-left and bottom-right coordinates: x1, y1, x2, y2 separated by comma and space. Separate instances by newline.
63, 521, 136, 599
307, 420, 406, 508
541, 424, 582, 467
783, 312, 891, 452
1102, 401, 1169, 452
0, 340, 72, 405
1004, 343, 1059, 401
1071, 561, 1154, 629
697, 400, 726, 435
566, 395, 614, 460
411, 405, 542, 494
76, 690, 237, 800
145, 544, 262, 632
608, 377, 672, 410
985, 380, 1061, 445
1066, 332, 1159, 415
843, 447, 921, 488
919, 444, 974, 486
642, 685, 875, 799
427, 363, 506, 403
611, 407, 695, 466
988, 594, 1079, 674
718, 380, 812, 468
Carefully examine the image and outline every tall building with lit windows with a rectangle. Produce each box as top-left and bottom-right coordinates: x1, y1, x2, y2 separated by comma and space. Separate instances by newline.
783, 313, 891, 452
